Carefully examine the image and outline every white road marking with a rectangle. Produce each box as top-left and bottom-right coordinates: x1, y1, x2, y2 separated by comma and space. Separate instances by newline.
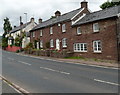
1, 76, 29, 94
18, 61, 31, 66
16, 53, 119, 70
40, 67, 70, 75
3, 80, 21, 93
94, 79, 119, 86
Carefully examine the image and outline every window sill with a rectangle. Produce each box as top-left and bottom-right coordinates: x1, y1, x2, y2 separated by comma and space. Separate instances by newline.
93, 51, 102, 53
62, 46, 67, 48
74, 51, 87, 53
93, 31, 99, 33
76, 34, 82, 36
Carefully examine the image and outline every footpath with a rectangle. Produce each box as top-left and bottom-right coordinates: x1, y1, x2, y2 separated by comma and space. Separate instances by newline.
19, 52, 119, 68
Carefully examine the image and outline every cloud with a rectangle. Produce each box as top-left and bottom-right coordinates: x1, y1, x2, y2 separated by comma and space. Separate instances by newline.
0, 0, 107, 36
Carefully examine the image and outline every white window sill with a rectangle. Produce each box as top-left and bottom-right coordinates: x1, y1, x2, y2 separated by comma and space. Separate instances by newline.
93, 51, 102, 53
74, 51, 87, 52
93, 30, 99, 33
63, 46, 67, 48
62, 30, 66, 33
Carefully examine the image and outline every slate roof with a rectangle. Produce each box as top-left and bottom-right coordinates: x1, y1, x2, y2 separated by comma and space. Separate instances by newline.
73, 5, 120, 26
31, 8, 83, 31
10, 22, 31, 33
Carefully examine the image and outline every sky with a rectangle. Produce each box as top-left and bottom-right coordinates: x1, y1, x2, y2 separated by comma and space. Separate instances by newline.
0, 0, 108, 36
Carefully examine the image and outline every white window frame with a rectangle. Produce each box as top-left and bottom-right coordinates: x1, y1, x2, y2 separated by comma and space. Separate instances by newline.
50, 27, 53, 34
93, 23, 99, 32
50, 39, 54, 48
62, 24, 66, 32
74, 43, 87, 52
77, 27, 81, 35
62, 38, 67, 48
33, 32, 35, 37
93, 40, 102, 53
40, 40, 43, 48
40, 30, 43, 37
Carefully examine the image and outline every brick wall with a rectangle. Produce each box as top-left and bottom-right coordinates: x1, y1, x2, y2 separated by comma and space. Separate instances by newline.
72, 18, 118, 61
30, 18, 118, 62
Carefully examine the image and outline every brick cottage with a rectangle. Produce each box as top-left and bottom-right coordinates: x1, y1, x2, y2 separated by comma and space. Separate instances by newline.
30, 1, 120, 63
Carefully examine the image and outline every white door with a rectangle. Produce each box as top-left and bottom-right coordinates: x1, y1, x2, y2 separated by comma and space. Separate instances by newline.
56, 39, 60, 50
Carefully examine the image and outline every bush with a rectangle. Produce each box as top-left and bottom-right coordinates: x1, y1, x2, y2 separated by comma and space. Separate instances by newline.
46, 42, 50, 49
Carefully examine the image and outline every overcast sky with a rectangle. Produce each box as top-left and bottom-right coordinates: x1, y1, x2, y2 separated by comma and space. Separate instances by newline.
0, 0, 108, 36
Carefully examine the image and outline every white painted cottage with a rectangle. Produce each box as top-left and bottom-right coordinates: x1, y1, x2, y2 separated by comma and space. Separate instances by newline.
8, 18, 37, 48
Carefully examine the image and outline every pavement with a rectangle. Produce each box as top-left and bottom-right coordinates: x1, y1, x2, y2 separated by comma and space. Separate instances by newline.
19, 52, 119, 68
2, 50, 119, 93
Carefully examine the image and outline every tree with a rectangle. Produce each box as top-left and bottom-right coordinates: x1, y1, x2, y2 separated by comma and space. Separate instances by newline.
3, 17, 12, 38
100, 0, 120, 9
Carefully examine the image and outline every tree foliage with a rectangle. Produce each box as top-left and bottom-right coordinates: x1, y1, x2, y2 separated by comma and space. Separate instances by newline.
2, 37, 8, 49
3, 17, 12, 38
100, 0, 120, 9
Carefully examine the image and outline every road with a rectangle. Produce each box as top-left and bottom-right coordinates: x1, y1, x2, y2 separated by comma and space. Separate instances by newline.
2, 80, 20, 94
2, 50, 119, 93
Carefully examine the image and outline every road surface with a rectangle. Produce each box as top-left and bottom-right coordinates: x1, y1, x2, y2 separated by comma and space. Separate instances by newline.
2, 50, 119, 93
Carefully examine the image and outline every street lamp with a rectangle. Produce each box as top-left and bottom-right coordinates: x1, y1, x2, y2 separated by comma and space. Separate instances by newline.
24, 13, 27, 24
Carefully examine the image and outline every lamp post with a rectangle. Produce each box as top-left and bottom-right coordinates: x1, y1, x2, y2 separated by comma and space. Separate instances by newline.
24, 13, 27, 24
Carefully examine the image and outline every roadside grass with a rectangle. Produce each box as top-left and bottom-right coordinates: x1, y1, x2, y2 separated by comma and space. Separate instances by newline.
64, 56, 115, 63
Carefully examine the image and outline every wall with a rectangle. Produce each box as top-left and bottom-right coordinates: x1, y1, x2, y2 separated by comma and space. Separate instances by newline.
6, 45, 21, 52
72, 18, 118, 61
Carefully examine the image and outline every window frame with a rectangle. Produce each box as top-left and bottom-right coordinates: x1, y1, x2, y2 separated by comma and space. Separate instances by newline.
50, 39, 54, 48
62, 38, 67, 48
74, 43, 87, 52
33, 32, 35, 37
50, 27, 53, 34
77, 27, 81, 35
93, 23, 99, 32
62, 24, 66, 33
93, 40, 102, 53
40, 30, 43, 37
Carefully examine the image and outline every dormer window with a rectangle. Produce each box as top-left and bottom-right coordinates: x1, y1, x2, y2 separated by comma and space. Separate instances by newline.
62, 24, 66, 32
50, 27, 53, 34
77, 27, 81, 35
93, 23, 99, 32
40, 30, 43, 37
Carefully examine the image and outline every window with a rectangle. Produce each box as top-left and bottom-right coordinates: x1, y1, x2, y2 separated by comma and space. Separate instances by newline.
93, 40, 102, 53
77, 27, 81, 35
93, 23, 99, 32
33, 32, 35, 37
50, 27, 53, 34
40, 40, 43, 48
62, 38, 67, 47
62, 24, 66, 32
74, 43, 87, 52
50, 39, 54, 48
40, 30, 43, 36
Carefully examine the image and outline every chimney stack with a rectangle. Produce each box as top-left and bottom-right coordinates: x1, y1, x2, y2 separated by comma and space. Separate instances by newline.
14, 26, 16, 28
39, 18, 42, 24
81, 0, 88, 9
55, 11, 61, 17
20, 16, 22, 25
30, 17, 34, 22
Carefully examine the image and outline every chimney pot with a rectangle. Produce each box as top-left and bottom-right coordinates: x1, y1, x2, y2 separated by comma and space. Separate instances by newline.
39, 18, 42, 24
81, 0, 88, 9
55, 11, 61, 17
30, 18, 34, 22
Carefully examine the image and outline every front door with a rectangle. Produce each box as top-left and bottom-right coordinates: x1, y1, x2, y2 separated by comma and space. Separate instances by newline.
56, 39, 60, 50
